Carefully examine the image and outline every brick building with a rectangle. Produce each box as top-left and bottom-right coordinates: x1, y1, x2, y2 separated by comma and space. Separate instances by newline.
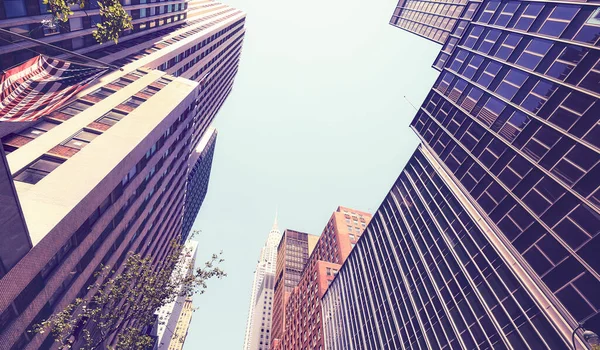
278, 207, 371, 350
270, 229, 318, 349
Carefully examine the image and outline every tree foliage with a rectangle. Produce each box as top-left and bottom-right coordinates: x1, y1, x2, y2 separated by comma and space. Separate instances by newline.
31, 235, 225, 350
43, 0, 132, 43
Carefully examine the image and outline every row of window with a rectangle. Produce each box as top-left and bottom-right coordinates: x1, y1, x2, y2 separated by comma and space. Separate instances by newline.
433, 71, 599, 192
413, 96, 599, 324
3, 103, 194, 348
163, 17, 245, 78
2, 70, 148, 154
476, 1, 600, 46
460, 24, 600, 100
322, 149, 569, 349
13, 73, 166, 185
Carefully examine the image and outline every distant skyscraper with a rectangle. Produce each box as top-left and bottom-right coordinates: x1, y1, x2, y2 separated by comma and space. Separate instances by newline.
243, 214, 282, 350
323, 1, 600, 349
181, 128, 217, 240
0, 1, 245, 348
270, 229, 318, 350
247, 272, 275, 350
156, 241, 199, 350
282, 206, 371, 350
165, 296, 195, 350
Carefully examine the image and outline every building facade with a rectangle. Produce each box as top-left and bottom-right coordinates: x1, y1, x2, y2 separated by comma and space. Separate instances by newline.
0, 2, 245, 348
323, 147, 577, 349
0, 146, 31, 278
155, 240, 198, 350
165, 296, 195, 350
181, 128, 217, 240
243, 215, 282, 350
282, 207, 371, 350
247, 272, 275, 350
322, 1, 599, 349
0, 0, 234, 70
270, 229, 318, 349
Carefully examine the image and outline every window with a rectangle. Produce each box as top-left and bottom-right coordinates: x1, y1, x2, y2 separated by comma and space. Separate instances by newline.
516, 39, 553, 70
111, 78, 133, 88
494, 2, 519, 27
140, 85, 160, 96
4, 0, 27, 18
477, 61, 502, 88
18, 120, 59, 139
495, 33, 522, 60
63, 130, 101, 149
123, 96, 145, 108
14, 156, 64, 184
538, 5, 579, 37
495, 69, 528, 100
514, 3, 543, 31
89, 88, 114, 100
58, 100, 93, 118
97, 110, 127, 126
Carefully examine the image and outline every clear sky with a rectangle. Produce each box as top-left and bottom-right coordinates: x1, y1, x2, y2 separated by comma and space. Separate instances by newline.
184, 0, 442, 348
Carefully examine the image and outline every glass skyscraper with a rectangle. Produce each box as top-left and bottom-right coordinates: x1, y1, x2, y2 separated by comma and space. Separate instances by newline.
323, 1, 600, 349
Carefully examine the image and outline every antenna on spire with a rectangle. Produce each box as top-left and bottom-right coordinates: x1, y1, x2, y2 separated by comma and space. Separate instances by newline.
404, 95, 419, 112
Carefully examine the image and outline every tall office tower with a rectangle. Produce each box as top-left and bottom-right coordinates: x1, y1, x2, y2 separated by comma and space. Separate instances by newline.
322, 1, 600, 349
270, 229, 318, 350
155, 240, 198, 350
247, 273, 275, 350
0, 2, 245, 348
165, 296, 195, 350
243, 215, 282, 350
181, 128, 217, 240
282, 207, 371, 350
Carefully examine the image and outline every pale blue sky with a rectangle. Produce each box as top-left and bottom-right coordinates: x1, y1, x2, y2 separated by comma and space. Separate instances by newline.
185, 0, 441, 348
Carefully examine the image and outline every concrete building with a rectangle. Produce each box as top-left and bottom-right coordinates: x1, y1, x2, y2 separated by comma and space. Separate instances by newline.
0, 1, 245, 348
0, 146, 31, 278
282, 207, 371, 350
247, 273, 275, 350
155, 240, 198, 349
322, 1, 600, 349
270, 229, 318, 350
181, 128, 217, 240
165, 296, 195, 350
243, 215, 282, 350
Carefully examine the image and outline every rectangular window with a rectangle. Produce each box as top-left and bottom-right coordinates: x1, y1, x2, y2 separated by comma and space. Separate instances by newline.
4, 0, 27, 18
111, 78, 133, 88
140, 85, 160, 96
63, 130, 101, 149
97, 109, 127, 126
58, 100, 93, 117
88, 88, 114, 100
14, 156, 64, 184
123, 97, 145, 108
18, 120, 59, 139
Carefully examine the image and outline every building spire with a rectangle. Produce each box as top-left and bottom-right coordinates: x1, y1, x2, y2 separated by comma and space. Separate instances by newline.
272, 207, 279, 232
